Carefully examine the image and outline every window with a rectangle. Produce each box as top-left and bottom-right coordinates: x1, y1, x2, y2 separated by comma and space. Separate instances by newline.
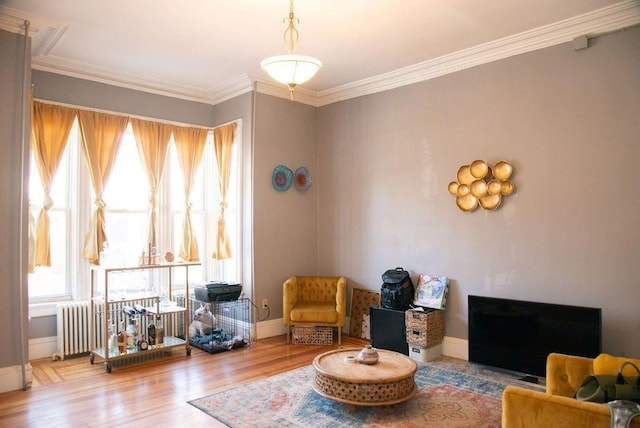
28, 119, 76, 301
28, 115, 241, 303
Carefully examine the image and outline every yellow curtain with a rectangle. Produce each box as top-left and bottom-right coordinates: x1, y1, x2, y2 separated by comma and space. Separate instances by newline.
131, 119, 172, 250
212, 122, 237, 260
172, 126, 208, 261
30, 102, 77, 266
78, 110, 129, 265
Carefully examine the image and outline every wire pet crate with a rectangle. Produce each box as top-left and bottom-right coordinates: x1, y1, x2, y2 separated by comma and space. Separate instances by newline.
179, 296, 251, 354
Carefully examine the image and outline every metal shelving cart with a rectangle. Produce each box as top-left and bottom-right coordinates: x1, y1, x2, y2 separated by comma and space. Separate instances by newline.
89, 261, 200, 372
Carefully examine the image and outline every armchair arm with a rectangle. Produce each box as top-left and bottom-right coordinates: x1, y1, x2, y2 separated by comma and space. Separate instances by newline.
546, 353, 594, 397
502, 385, 619, 428
283, 276, 299, 325
335, 276, 347, 327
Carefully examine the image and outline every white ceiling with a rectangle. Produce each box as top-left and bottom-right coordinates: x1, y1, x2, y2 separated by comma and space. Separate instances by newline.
1, 0, 639, 106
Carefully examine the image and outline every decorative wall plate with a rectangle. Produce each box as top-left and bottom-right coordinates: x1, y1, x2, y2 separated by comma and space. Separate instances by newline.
479, 194, 502, 210
470, 179, 488, 197
294, 167, 312, 191
487, 179, 502, 195
501, 180, 515, 195
272, 164, 293, 191
449, 159, 516, 212
456, 194, 478, 212
456, 165, 474, 185
493, 161, 513, 181
470, 160, 489, 179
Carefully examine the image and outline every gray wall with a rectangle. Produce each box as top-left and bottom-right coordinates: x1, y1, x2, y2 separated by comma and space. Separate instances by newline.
32, 71, 214, 127
316, 27, 640, 357
0, 29, 30, 371
252, 93, 318, 317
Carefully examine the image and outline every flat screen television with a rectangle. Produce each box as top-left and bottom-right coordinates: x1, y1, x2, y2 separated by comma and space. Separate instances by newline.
468, 295, 602, 381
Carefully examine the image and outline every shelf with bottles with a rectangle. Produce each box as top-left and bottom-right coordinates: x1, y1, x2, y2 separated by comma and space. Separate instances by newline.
90, 300, 191, 372
89, 260, 200, 372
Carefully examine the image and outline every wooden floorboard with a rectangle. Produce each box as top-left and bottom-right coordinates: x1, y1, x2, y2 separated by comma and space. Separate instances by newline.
0, 334, 369, 427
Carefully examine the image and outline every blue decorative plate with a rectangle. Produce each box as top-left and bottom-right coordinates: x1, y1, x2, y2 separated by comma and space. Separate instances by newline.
294, 167, 312, 191
272, 164, 293, 191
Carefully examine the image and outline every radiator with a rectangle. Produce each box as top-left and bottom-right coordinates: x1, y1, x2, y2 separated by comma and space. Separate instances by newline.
55, 301, 91, 360
54, 298, 178, 361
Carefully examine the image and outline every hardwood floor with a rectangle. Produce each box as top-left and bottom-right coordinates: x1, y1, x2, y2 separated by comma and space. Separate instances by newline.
0, 335, 369, 427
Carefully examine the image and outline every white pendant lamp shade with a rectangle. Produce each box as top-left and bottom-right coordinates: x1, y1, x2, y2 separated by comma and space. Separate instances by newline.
261, 0, 321, 99
261, 54, 322, 86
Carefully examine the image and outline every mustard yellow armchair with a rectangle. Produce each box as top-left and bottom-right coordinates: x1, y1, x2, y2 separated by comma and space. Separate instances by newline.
283, 276, 347, 344
502, 353, 640, 428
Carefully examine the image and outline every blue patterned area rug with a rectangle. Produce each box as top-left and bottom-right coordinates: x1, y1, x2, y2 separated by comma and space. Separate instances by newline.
188, 356, 540, 428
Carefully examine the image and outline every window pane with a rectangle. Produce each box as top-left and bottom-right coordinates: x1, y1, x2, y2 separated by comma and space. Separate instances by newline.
28, 210, 68, 299
28, 124, 72, 300
103, 130, 147, 211
103, 212, 148, 266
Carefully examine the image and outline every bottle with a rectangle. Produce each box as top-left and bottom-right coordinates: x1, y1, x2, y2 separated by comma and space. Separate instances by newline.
117, 321, 126, 354
148, 321, 156, 348
139, 334, 148, 351
108, 322, 118, 356
126, 318, 137, 350
155, 315, 164, 346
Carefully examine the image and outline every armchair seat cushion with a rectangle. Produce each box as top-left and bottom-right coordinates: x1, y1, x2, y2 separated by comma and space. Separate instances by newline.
290, 301, 339, 323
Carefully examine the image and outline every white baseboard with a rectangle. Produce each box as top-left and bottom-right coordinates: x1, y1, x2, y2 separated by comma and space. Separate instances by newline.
255, 318, 287, 339
0, 363, 32, 393
29, 336, 57, 360
441, 336, 469, 361
256, 317, 469, 361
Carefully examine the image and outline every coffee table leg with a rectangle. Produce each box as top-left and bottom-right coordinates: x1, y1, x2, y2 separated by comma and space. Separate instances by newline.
347, 404, 357, 413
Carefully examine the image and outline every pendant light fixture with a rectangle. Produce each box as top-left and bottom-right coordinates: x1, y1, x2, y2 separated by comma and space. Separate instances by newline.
261, 0, 321, 100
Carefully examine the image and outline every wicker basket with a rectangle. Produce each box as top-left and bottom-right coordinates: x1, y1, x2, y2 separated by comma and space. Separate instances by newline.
292, 326, 334, 345
405, 309, 444, 347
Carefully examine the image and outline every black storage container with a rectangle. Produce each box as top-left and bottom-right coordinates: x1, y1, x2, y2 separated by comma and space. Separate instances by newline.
194, 281, 242, 302
370, 305, 408, 355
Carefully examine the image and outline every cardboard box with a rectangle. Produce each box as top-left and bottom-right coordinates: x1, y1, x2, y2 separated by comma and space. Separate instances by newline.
408, 343, 442, 363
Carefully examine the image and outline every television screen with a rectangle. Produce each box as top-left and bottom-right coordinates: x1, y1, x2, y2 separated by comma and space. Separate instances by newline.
468, 295, 602, 379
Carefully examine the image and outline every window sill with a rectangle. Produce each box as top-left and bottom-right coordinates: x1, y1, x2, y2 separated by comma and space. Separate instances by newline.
29, 302, 59, 318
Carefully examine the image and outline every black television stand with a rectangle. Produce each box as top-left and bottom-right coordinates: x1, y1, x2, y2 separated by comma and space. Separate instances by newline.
519, 375, 541, 384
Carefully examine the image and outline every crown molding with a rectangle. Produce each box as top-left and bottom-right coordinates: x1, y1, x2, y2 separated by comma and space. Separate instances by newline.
205, 74, 255, 105
0, 5, 62, 35
3, 1, 639, 107
254, 80, 320, 106
32, 54, 225, 105
315, 0, 640, 106
0, 5, 68, 55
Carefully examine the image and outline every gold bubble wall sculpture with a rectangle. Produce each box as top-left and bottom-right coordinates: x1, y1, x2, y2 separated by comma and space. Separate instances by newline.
448, 160, 515, 212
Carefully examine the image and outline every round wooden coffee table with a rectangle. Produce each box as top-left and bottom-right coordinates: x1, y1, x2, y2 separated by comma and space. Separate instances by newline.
312, 348, 418, 412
